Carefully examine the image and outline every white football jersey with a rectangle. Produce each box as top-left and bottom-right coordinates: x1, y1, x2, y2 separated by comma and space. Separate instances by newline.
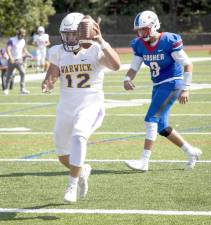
33, 33, 49, 49
51, 43, 106, 148
48, 43, 105, 94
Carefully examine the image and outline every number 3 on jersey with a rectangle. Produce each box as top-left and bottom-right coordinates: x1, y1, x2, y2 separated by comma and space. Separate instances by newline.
66, 73, 91, 88
150, 62, 160, 77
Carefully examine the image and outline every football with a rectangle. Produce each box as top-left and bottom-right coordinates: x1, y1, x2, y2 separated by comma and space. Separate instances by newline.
78, 15, 97, 49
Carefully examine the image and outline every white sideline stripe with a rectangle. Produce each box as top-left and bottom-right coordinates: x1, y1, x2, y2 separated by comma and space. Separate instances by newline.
0, 132, 211, 135
4, 92, 211, 96
0, 102, 53, 105
1, 101, 211, 104
14, 87, 211, 93
0, 127, 31, 131
0, 159, 211, 163
1, 113, 211, 117
0, 208, 211, 216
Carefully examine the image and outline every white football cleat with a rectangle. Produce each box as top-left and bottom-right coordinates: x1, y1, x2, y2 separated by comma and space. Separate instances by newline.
78, 164, 92, 198
64, 185, 77, 203
3, 89, 9, 96
125, 160, 149, 171
186, 147, 202, 170
20, 89, 30, 95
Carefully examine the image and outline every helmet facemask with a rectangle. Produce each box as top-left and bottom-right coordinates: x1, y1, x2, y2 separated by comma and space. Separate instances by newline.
60, 31, 80, 52
59, 12, 84, 52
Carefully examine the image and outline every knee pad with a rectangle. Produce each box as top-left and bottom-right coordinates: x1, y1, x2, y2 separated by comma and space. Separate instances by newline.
145, 122, 158, 141
159, 126, 173, 137
69, 135, 87, 167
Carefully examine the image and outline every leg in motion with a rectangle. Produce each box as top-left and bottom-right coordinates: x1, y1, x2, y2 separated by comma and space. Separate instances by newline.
63, 135, 92, 203
125, 121, 157, 171
160, 128, 202, 169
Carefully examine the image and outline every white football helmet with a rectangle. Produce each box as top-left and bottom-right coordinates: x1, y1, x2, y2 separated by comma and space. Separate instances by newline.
38, 26, 45, 33
134, 11, 160, 41
60, 12, 84, 52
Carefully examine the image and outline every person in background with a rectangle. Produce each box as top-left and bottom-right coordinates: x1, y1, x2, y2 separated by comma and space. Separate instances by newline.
0, 48, 15, 91
123, 10, 202, 172
4, 28, 32, 95
41, 12, 120, 203
33, 26, 50, 73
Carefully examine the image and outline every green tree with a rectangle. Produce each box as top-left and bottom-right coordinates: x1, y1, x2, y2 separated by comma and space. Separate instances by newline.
0, 0, 55, 36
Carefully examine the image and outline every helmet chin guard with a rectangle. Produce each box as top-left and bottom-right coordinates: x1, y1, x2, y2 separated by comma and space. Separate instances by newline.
60, 12, 84, 52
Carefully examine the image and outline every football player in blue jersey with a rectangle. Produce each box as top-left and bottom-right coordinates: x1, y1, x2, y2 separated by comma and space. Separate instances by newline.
124, 10, 202, 171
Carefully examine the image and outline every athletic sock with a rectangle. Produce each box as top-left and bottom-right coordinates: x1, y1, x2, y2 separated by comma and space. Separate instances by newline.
140, 149, 152, 161
181, 142, 194, 155
68, 175, 79, 187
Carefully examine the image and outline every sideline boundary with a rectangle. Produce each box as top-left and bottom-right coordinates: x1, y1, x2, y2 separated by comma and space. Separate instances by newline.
0, 208, 211, 216
0, 159, 211, 163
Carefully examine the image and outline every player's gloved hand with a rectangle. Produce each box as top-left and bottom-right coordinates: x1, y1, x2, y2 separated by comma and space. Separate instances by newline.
178, 90, 189, 104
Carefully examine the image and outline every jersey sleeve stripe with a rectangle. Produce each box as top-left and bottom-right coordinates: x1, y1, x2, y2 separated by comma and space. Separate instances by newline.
172, 40, 183, 49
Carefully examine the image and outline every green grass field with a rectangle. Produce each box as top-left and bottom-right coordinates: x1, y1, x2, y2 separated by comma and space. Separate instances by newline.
0, 51, 211, 224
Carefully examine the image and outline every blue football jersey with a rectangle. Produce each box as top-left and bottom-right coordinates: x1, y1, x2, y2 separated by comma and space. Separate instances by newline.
131, 32, 184, 84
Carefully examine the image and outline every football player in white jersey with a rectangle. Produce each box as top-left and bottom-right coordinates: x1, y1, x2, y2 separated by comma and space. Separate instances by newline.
42, 12, 120, 203
33, 26, 50, 72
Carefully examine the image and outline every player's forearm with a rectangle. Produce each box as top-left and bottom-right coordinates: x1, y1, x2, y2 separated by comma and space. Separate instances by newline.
184, 63, 193, 73
183, 63, 193, 88
23, 48, 32, 57
101, 41, 120, 71
43, 63, 60, 81
6, 48, 13, 62
42, 67, 60, 93
124, 68, 137, 81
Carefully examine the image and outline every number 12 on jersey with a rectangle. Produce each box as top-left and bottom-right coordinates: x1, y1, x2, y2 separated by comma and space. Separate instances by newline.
66, 73, 91, 88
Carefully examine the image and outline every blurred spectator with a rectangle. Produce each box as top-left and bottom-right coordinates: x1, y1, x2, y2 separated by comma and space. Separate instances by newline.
32, 26, 50, 73
0, 48, 14, 91
4, 28, 32, 95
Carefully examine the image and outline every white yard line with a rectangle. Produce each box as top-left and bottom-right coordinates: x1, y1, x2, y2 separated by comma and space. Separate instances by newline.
0, 127, 31, 131
1, 114, 211, 117
1, 101, 211, 104
0, 131, 211, 135
0, 102, 53, 105
0, 208, 211, 216
0, 159, 211, 163
5, 92, 211, 96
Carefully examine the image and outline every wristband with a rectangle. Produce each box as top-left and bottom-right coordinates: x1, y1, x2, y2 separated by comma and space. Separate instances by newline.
182, 85, 190, 91
183, 71, 192, 86
100, 40, 109, 50
123, 76, 131, 82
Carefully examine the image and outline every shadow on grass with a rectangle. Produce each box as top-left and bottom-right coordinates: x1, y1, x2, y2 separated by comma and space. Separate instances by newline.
91, 168, 184, 175
0, 212, 60, 222
0, 169, 145, 177
0, 167, 185, 178
0, 171, 67, 177
0, 203, 67, 222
